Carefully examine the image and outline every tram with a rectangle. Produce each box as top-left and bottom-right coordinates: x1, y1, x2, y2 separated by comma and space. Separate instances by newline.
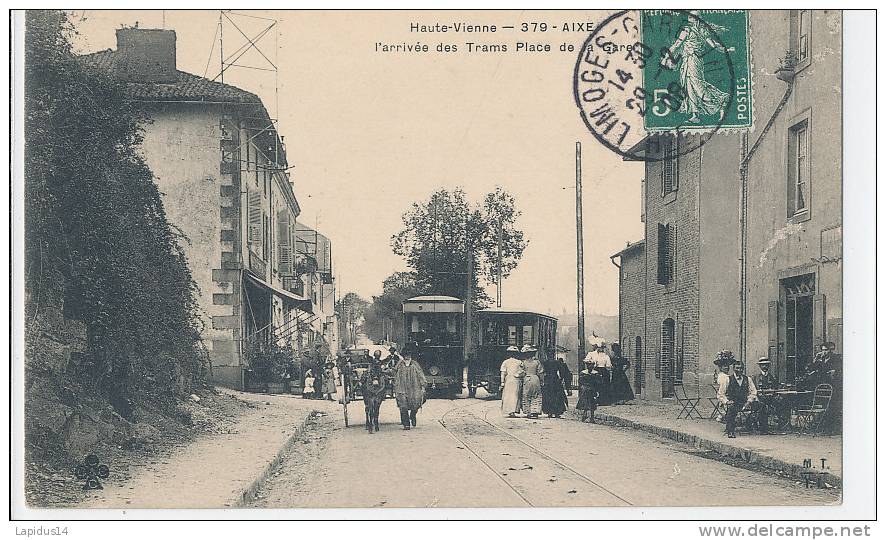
401, 295, 558, 399
402, 295, 466, 396
468, 308, 558, 398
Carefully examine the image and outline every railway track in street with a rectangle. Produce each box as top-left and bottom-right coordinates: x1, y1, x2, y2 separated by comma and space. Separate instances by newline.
437, 401, 633, 507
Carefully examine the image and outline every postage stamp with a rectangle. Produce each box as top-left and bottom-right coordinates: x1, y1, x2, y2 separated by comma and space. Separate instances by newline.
573, 9, 751, 161
641, 10, 752, 132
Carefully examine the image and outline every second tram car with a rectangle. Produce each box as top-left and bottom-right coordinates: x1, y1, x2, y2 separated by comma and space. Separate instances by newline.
468, 308, 558, 398
402, 295, 465, 396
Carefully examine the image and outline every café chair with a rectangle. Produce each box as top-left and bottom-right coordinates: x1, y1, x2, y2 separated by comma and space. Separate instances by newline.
706, 383, 727, 421
674, 374, 703, 419
796, 383, 834, 436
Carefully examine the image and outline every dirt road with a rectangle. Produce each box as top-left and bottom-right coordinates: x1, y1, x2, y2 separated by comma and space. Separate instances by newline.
250, 397, 840, 508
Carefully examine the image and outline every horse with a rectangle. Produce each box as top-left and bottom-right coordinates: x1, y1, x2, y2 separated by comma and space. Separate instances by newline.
360, 369, 387, 433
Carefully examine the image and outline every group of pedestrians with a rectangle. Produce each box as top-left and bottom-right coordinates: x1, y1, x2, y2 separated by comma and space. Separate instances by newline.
574, 340, 636, 423
499, 344, 574, 419
301, 343, 337, 400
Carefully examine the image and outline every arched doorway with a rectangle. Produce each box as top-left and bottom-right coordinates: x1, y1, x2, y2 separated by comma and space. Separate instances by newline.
661, 318, 675, 398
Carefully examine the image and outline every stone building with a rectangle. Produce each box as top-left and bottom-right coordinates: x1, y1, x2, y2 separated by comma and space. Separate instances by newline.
613, 10, 842, 398
83, 27, 328, 389
294, 222, 338, 355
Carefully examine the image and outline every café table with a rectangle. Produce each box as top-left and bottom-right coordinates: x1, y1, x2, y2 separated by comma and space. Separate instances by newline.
758, 389, 813, 430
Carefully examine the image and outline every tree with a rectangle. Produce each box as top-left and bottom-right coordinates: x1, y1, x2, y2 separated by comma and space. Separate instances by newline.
391, 187, 527, 308
24, 11, 204, 413
336, 292, 369, 348
363, 272, 421, 344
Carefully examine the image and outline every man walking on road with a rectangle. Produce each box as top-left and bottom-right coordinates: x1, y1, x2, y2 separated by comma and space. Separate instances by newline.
394, 343, 427, 430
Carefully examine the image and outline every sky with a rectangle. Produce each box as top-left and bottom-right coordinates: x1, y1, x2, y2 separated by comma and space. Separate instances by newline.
70, 10, 644, 316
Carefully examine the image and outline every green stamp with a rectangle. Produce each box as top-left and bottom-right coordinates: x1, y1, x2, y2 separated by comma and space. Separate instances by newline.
641, 10, 752, 131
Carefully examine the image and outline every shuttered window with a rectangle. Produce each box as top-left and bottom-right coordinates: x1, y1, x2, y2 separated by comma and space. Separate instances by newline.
247, 189, 262, 247
277, 210, 293, 275
661, 136, 679, 196
657, 223, 675, 285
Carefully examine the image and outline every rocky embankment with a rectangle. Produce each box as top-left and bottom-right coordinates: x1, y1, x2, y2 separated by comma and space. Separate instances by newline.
25, 377, 250, 507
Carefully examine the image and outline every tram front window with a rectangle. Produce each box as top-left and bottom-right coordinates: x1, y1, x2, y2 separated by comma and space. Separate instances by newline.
407, 313, 462, 345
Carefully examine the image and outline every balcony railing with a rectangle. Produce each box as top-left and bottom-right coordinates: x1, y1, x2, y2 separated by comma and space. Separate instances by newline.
283, 275, 305, 297
248, 250, 267, 279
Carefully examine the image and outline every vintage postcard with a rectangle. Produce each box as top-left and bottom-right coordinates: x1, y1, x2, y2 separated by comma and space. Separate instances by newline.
8, 7, 877, 522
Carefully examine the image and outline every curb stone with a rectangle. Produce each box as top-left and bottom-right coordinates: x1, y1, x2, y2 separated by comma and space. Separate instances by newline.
235, 410, 316, 506
589, 410, 842, 488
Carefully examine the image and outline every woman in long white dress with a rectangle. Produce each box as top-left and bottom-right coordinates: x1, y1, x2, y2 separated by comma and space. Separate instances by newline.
499, 346, 525, 418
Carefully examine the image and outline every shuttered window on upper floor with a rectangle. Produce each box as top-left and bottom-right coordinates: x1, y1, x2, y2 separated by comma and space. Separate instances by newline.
247, 189, 262, 246
277, 209, 293, 276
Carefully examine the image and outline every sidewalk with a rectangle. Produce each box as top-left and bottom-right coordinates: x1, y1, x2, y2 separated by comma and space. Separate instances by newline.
587, 400, 842, 486
80, 389, 338, 509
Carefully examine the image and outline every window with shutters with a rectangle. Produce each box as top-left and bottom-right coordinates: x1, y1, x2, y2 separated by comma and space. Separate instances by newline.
263, 213, 269, 260
656, 223, 675, 285
660, 318, 675, 397
788, 117, 811, 219
661, 136, 679, 197
247, 189, 262, 248
277, 210, 293, 276
640, 176, 646, 222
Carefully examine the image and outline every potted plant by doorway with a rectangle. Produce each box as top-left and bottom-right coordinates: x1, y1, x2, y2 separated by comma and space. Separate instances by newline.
247, 342, 293, 393
775, 49, 797, 82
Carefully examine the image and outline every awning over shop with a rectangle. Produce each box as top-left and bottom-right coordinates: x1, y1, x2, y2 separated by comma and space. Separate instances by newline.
244, 271, 312, 313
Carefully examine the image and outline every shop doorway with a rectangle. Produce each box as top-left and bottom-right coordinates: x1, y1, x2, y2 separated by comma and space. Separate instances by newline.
783, 274, 815, 383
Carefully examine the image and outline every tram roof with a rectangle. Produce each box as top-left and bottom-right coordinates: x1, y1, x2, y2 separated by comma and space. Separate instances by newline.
478, 307, 558, 321
403, 295, 464, 303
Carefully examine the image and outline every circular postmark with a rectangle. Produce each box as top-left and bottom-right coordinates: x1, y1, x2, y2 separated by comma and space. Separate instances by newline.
573, 10, 739, 162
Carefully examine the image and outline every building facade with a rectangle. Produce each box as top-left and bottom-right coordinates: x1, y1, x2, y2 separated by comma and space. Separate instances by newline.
613, 240, 646, 396
84, 28, 332, 389
294, 222, 338, 355
614, 10, 842, 399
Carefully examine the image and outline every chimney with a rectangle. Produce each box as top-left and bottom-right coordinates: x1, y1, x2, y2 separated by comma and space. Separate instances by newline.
114, 28, 177, 83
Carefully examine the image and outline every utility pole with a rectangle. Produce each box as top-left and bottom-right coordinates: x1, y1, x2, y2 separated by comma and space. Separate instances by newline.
575, 142, 586, 362
496, 219, 503, 307
464, 250, 474, 395
465, 251, 473, 355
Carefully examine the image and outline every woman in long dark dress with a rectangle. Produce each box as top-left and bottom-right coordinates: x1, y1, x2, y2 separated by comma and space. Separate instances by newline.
541, 356, 567, 418
576, 358, 603, 423
608, 343, 635, 404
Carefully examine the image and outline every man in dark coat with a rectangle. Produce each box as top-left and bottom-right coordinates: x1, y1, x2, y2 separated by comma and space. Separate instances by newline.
393, 344, 427, 430
806, 342, 842, 433
752, 357, 778, 433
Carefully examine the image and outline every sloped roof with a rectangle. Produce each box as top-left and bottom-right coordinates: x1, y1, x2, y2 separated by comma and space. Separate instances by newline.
81, 49, 262, 104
